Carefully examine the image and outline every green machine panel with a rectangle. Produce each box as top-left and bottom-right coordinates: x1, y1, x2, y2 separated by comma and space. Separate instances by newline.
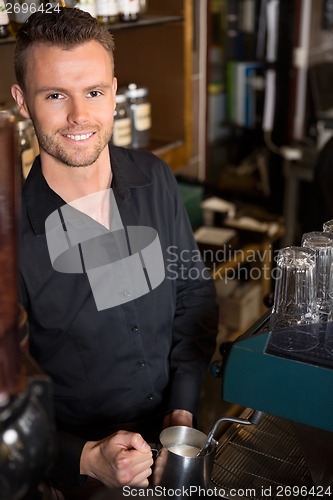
222, 321, 333, 433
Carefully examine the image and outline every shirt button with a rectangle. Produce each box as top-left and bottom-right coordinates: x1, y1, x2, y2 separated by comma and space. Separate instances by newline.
138, 360, 146, 367
147, 394, 154, 401
131, 325, 139, 333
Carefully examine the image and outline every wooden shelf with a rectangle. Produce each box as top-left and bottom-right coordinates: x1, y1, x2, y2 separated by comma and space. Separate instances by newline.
0, 34, 15, 45
124, 139, 187, 171
151, 139, 187, 171
107, 15, 183, 31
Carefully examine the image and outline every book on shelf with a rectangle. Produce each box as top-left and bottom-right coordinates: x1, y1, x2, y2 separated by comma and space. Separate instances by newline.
226, 60, 265, 128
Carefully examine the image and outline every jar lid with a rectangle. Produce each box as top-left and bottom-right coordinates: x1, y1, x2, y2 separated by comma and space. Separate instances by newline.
0, 107, 23, 125
126, 83, 149, 98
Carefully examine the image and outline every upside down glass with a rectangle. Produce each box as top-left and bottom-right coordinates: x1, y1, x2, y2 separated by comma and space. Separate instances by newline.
301, 231, 333, 322
269, 246, 319, 351
312, 225, 333, 354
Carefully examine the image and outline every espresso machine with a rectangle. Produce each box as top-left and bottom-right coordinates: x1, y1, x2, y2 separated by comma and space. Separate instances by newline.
0, 112, 55, 499
210, 311, 333, 495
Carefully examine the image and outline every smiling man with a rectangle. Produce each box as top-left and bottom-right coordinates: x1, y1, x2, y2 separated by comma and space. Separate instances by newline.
11, 7, 218, 499
12, 20, 117, 207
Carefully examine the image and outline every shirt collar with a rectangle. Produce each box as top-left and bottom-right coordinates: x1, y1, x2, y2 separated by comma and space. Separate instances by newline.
22, 144, 152, 236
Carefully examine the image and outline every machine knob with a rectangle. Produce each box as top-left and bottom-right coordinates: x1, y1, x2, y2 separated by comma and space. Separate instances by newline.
210, 360, 223, 378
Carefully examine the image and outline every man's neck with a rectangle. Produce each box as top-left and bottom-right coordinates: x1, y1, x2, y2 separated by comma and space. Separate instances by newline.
40, 148, 112, 203
40, 148, 113, 229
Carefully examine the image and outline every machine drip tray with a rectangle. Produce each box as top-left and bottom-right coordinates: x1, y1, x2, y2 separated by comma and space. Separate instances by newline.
212, 411, 315, 500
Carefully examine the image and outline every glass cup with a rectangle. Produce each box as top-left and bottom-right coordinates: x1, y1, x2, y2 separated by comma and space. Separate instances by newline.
269, 246, 319, 352
301, 231, 333, 322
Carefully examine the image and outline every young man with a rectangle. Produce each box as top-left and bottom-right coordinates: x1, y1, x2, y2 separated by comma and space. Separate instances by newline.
12, 7, 218, 497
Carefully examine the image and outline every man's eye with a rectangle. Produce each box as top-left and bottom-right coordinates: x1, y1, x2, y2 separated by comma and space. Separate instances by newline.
47, 93, 64, 100
88, 90, 102, 98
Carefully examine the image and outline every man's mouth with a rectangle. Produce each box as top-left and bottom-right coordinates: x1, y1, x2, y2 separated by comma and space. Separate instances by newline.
64, 132, 95, 141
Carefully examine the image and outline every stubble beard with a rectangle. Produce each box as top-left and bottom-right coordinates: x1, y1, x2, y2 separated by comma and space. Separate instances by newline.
35, 125, 113, 168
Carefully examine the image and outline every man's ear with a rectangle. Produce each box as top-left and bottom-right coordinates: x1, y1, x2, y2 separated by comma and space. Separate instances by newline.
11, 84, 31, 119
113, 76, 118, 94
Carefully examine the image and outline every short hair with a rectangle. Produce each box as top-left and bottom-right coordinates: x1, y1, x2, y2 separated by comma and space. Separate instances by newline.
14, 7, 115, 91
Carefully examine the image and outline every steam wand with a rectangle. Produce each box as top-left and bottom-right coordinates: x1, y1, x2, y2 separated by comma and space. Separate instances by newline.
196, 410, 264, 457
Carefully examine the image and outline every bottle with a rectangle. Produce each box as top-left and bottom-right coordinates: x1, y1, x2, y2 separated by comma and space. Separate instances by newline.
126, 83, 151, 149
138, 0, 147, 14
119, 0, 140, 22
0, 0, 10, 39
112, 92, 132, 147
76, 0, 97, 18
96, 0, 119, 24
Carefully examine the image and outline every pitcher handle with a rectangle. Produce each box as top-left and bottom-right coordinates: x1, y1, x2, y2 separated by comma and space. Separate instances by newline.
148, 442, 161, 458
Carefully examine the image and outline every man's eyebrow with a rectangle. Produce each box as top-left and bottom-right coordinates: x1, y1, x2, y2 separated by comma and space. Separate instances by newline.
35, 87, 67, 95
84, 83, 113, 92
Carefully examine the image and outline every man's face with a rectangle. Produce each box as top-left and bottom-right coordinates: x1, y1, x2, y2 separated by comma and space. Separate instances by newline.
12, 40, 117, 168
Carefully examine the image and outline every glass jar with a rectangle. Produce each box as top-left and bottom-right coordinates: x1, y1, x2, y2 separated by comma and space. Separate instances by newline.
112, 92, 132, 147
118, 0, 140, 22
96, 0, 119, 24
126, 83, 151, 149
0, 0, 10, 39
139, 0, 147, 14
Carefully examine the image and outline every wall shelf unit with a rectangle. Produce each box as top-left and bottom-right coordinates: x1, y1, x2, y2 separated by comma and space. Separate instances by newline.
0, 0, 194, 172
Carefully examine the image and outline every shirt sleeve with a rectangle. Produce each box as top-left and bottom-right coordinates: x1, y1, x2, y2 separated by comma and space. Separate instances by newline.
162, 166, 219, 420
48, 429, 87, 489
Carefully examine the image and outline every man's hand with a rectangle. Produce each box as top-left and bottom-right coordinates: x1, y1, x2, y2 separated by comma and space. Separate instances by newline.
80, 431, 153, 488
162, 409, 193, 428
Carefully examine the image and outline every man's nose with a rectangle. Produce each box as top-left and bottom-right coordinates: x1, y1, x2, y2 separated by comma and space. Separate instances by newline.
67, 97, 90, 124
